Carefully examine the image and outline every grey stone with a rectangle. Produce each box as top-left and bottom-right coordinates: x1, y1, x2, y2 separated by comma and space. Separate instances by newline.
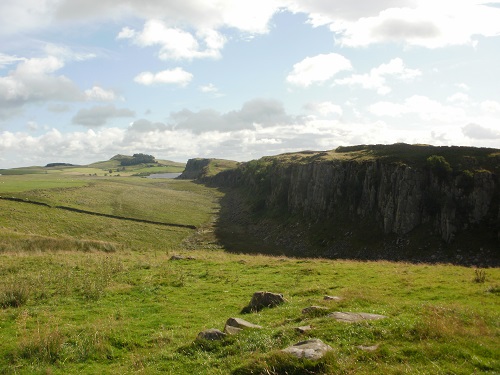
225, 317, 262, 330
328, 312, 387, 323
282, 339, 333, 360
224, 325, 243, 335
196, 329, 226, 341
295, 325, 312, 334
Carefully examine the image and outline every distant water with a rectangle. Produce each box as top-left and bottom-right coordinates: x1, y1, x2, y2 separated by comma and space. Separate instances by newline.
147, 172, 182, 179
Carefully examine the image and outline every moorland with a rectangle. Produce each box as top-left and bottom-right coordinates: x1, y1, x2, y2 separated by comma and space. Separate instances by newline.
0, 150, 499, 374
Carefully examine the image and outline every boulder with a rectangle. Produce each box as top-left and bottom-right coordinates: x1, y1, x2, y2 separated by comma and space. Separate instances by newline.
196, 328, 226, 341
282, 339, 333, 360
328, 312, 387, 323
241, 291, 286, 313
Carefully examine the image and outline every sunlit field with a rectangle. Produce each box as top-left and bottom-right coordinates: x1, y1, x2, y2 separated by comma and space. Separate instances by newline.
0, 168, 498, 374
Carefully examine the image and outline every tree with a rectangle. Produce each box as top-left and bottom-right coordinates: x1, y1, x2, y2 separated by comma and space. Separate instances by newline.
426, 155, 452, 180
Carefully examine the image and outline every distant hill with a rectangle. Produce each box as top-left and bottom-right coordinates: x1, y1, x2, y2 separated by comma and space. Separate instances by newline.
1, 154, 185, 175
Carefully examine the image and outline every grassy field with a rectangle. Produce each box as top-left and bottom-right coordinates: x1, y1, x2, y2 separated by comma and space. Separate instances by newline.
0, 168, 499, 374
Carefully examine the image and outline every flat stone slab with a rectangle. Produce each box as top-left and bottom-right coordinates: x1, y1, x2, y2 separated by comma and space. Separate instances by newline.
196, 328, 226, 341
282, 339, 333, 360
295, 325, 312, 334
224, 325, 243, 335
223, 317, 262, 334
328, 312, 387, 323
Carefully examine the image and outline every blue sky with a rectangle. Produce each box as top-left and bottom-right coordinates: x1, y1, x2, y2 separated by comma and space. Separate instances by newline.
0, 0, 499, 168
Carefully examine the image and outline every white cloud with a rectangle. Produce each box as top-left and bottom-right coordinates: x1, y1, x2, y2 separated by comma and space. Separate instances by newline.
119, 20, 226, 61
171, 98, 295, 133
84, 86, 118, 101
304, 101, 343, 117
72, 105, 135, 127
0, 56, 81, 108
447, 92, 470, 103
199, 83, 217, 93
369, 95, 466, 122
0, 53, 25, 68
55, 0, 280, 34
335, 57, 421, 95
480, 100, 500, 113
287, 0, 413, 25
456, 83, 470, 91
286, 53, 352, 87
134, 68, 193, 87
327, 1, 500, 48
463, 123, 500, 139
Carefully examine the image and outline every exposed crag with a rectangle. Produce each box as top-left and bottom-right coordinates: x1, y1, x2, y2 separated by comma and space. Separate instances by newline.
193, 144, 500, 265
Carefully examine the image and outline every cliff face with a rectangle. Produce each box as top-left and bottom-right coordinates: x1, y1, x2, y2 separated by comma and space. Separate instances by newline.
178, 158, 212, 179
202, 145, 499, 263
252, 159, 498, 243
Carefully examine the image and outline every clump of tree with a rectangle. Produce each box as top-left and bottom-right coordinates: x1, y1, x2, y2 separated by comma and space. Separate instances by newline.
120, 153, 156, 166
45, 163, 75, 168
426, 155, 452, 180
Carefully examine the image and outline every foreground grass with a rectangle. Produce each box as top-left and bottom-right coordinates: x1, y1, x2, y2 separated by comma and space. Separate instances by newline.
0, 250, 498, 374
0, 172, 498, 374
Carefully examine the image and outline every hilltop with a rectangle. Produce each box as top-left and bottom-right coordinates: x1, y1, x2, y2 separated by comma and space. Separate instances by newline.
0, 154, 185, 176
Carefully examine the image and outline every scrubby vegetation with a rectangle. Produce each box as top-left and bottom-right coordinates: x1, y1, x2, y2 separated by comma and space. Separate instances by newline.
0, 151, 499, 374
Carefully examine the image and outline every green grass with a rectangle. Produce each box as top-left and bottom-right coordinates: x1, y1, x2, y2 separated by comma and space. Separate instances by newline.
0, 171, 498, 374
0, 174, 88, 192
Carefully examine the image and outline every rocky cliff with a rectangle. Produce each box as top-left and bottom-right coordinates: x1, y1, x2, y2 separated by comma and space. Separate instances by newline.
191, 144, 500, 265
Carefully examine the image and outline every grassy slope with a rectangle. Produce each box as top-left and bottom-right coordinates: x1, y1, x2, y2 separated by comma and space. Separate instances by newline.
0, 165, 498, 374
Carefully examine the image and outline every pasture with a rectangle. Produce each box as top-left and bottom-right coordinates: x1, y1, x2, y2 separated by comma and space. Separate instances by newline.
0, 169, 498, 374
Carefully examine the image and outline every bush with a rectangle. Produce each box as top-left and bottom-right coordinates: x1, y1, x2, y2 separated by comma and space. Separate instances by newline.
426, 155, 452, 180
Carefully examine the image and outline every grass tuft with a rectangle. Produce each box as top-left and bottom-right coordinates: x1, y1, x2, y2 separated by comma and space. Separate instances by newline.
473, 268, 486, 283
0, 281, 29, 308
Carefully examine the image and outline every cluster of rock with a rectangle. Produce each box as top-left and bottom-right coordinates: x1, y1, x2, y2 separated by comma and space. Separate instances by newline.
195, 291, 388, 361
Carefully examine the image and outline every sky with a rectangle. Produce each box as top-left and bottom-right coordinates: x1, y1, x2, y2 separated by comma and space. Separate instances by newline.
0, 0, 500, 168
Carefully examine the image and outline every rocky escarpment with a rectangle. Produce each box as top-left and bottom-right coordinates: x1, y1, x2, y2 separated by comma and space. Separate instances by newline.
178, 158, 212, 179
200, 145, 500, 265
178, 158, 239, 180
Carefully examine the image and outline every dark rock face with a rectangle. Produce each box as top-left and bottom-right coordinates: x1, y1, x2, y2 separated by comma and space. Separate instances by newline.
254, 160, 498, 243
205, 148, 499, 265
178, 158, 211, 179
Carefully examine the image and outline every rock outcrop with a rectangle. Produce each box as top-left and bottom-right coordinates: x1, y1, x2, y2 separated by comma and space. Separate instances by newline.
202, 144, 499, 265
